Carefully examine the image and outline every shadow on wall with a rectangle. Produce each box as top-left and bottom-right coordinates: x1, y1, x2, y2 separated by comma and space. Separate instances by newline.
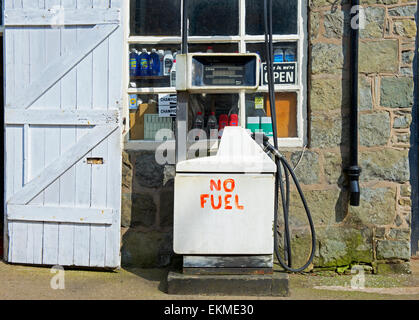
410, 9, 419, 257
119, 151, 181, 270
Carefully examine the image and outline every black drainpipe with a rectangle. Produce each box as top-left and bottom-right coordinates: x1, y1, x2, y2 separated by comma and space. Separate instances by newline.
344, 0, 362, 206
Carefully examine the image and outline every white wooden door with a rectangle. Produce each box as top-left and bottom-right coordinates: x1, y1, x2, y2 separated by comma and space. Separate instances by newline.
3, 0, 123, 268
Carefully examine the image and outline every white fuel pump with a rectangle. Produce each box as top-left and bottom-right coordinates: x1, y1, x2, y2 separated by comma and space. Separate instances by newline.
172, 0, 316, 274
174, 126, 276, 256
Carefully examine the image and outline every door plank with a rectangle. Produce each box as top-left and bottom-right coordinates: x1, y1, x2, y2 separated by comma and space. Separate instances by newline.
4, 8, 121, 26
8, 205, 113, 224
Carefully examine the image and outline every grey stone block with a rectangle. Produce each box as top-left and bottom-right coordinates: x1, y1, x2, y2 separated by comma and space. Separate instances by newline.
167, 271, 289, 296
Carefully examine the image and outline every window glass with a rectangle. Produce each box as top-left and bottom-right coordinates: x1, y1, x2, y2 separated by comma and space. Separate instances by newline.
129, 94, 175, 141
245, 0, 298, 35
188, 0, 239, 36
130, 0, 181, 36
246, 92, 297, 138
188, 43, 239, 54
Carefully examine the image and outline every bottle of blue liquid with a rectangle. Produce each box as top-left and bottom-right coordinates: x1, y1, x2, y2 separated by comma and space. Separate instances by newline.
285, 46, 296, 62
274, 48, 284, 63
149, 48, 161, 76
138, 48, 150, 76
129, 48, 138, 77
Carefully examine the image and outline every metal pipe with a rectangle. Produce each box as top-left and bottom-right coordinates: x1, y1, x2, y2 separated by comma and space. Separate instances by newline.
182, 0, 188, 54
345, 0, 362, 206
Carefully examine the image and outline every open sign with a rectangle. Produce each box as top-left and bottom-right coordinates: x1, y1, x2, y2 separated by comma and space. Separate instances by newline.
200, 179, 244, 211
262, 62, 297, 85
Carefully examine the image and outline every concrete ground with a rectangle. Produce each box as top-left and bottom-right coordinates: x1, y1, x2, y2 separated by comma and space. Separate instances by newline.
1, 259, 419, 300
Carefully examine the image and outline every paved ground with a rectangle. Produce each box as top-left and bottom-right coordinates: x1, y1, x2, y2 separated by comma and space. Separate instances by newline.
1, 259, 419, 300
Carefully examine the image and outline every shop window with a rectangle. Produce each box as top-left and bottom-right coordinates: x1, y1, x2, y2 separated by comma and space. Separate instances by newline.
245, 0, 298, 35
188, 0, 239, 36
130, 0, 181, 36
127, 0, 306, 148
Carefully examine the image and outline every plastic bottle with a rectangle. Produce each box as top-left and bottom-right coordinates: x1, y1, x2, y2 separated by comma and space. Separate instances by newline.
284, 46, 296, 62
193, 112, 205, 130
207, 112, 218, 139
138, 48, 150, 76
170, 59, 177, 87
149, 49, 160, 76
173, 51, 178, 60
218, 114, 229, 139
158, 50, 165, 76
206, 46, 214, 53
163, 50, 174, 76
229, 114, 239, 126
274, 47, 284, 63
129, 48, 138, 77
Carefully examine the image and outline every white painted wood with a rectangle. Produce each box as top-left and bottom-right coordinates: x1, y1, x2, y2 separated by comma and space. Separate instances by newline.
10, 24, 118, 110
26, 126, 46, 264
41, 0, 62, 265
4, 8, 121, 26
73, 128, 92, 267
8, 125, 118, 205
9, 126, 26, 263
4, 0, 124, 268
58, 0, 78, 267
8, 7, 30, 263
8, 205, 113, 225
73, 0, 94, 268
5, 108, 120, 125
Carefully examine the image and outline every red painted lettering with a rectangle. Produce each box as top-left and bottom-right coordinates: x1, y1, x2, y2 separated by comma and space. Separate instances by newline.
235, 195, 244, 210
200, 194, 209, 208
211, 195, 222, 210
223, 179, 235, 192
210, 179, 221, 191
224, 194, 233, 210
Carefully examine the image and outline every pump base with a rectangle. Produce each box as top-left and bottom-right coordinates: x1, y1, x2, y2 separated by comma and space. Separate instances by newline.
167, 271, 289, 296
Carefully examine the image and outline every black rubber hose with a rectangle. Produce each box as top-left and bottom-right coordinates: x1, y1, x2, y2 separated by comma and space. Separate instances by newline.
263, 0, 316, 272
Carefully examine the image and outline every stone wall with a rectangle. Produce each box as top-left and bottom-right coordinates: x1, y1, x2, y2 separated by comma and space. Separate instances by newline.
120, 151, 176, 268
120, 1, 417, 273
297, 0, 416, 273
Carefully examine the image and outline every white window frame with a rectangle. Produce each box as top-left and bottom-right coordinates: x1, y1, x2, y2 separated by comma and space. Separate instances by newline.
123, 0, 307, 150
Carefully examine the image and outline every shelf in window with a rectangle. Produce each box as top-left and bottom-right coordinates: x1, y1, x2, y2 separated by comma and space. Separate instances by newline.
128, 87, 177, 94
131, 75, 170, 80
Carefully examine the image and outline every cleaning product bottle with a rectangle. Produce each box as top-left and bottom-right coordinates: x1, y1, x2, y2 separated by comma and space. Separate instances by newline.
284, 46, 296, 62
170, 59, 176, 87
129, 48, 138, 77
138, 48, 150, 76
158, 50, 165, 76
274, 47, 284, 63
149, 48, 160, 76
163, 50, 174, 76
207, 112, 218, 139
218, 114, 229, 139
206, 46, 214, 53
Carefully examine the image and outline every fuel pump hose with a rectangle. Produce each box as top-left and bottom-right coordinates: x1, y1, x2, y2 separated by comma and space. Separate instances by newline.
262, 0, 316, 272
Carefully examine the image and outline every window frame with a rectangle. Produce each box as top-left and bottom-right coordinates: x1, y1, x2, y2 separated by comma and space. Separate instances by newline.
123, 0, 308, 150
